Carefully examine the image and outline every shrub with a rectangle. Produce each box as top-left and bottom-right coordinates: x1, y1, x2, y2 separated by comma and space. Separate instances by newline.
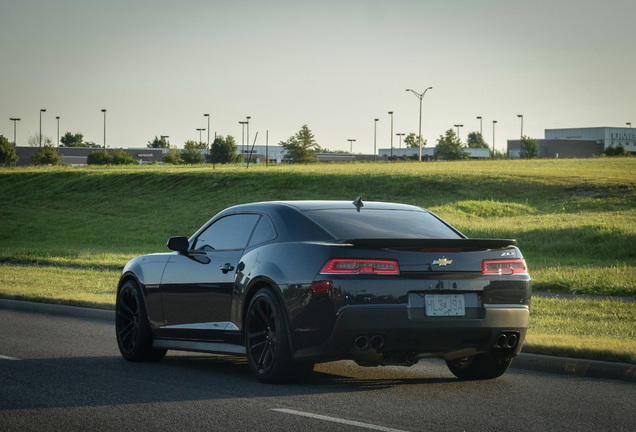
31, 145, 62, 166
87, 150, 112, 165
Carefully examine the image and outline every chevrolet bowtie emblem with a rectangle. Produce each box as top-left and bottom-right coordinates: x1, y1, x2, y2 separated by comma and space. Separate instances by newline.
433, 258, 453, 266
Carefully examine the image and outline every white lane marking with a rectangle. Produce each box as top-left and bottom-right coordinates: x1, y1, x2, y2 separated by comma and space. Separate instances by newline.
271, 408, 410, 432
0, 354, 20, 360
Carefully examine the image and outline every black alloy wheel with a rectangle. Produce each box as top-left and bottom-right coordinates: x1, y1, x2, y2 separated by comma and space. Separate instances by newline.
116, 280, 166, 362
245, 288, 296, 383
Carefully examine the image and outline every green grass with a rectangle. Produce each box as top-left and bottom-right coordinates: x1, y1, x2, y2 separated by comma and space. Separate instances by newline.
0, 264, 118, 309
525, 296, 636, 364
0, 159, 635, 364
1, 159, 633, 294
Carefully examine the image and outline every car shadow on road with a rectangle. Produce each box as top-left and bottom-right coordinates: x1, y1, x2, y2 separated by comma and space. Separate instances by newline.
1, 353, 466, 411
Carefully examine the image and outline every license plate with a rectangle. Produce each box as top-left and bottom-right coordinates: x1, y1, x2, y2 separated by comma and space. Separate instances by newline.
425, 294, 465, 316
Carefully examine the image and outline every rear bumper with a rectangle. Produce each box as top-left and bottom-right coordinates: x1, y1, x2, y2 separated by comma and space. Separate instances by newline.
292, 303, 530, 363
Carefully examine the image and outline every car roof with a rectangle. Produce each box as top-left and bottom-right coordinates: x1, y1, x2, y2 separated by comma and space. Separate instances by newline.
227, 200, 427, 212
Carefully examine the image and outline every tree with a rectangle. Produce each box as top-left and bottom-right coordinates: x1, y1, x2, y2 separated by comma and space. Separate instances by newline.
181, 140, 205, 164
519, 135, 539, 159
280, 125, 319, 163
87, 150, 112, 165
207, 135, 241, 164
31, 145, 62, 165
404, 133, 426, 149
27, 133, 52, 147
147, 136, 170, 148
0, 135, 19, 166
163, 145, 182, 164
605, 144, 630, 157
466, 131, 489, 149
60, 132, 89, 147
109, 148, 136, 165
435, 129, 469, 160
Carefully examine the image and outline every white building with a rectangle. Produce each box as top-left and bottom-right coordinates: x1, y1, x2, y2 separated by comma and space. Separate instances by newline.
378, 147, 490, 159
545, 127, 636, 154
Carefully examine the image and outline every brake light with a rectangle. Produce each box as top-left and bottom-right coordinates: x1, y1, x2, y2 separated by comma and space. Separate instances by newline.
482, 258, 528, 275
320, 259, 400, 275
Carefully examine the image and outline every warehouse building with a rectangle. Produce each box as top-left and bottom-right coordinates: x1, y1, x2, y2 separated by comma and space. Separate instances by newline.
507, 126, 635, 158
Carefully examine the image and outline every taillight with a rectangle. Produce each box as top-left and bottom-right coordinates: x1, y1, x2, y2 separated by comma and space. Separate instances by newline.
320, 258, 400, 275
482, 258, 528, 275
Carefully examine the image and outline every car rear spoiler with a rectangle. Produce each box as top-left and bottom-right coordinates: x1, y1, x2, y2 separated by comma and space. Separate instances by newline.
341, 238, 517, 250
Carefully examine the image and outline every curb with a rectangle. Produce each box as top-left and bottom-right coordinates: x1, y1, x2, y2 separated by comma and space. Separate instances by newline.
2, 298, 634, 383
0, 298, 115, 322
512, 353, 636, 383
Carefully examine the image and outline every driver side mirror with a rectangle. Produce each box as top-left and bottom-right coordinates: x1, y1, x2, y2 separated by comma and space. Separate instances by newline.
167, 236, 189, 253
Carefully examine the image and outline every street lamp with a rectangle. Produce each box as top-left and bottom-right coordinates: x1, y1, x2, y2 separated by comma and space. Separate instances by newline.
246, 116, 251, 154
517, 114, 523, 140
101, 109, 107, 148
374, 118, 379, 162
239, 121, 247, 155
406, 87, 433, 161
492, 120, 497, 159
388, 111, 394, 158
196, 128, 205, 144
396, 133, 405, 148
9, 118, 20, 146
627, 122, 632, 128
347, 139, 356, 160
39, 109, 46, 147
204, 114, 210, 149
454, 124, 463, 138
477, 116, 482, 135
56, 116, 60, 149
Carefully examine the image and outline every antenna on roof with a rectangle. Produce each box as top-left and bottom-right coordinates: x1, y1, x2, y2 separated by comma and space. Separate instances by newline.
353, 195, 364, 212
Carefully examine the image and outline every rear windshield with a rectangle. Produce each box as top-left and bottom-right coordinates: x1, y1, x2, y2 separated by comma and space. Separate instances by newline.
303, 209, 463, 239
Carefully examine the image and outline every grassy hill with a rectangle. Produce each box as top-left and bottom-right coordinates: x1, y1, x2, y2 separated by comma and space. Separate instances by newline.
1, 158, 635, 364
1, 158, 634, 295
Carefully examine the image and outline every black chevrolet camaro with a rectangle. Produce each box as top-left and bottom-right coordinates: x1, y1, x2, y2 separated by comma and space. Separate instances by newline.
116, 199, 531, 382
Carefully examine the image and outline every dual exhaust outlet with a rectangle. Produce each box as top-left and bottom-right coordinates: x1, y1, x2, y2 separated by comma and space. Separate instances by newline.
353, 334, 385, 351
495, 332, 519, 350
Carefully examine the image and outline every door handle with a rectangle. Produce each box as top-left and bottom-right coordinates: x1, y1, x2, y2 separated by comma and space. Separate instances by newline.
220, 263, 235, 273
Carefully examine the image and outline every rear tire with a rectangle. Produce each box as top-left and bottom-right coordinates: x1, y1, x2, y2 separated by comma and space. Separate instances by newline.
116, 280, 166, 362
246, 288, 306, 383
446, 353, 512, 380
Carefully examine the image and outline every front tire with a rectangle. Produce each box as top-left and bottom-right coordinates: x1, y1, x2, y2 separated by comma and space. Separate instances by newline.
116, 280, 166, 362
446, 353, 512, 380
245, 288, 300, 383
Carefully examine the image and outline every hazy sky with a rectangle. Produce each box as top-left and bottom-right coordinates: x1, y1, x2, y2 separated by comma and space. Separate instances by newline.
1, 0, 634, 154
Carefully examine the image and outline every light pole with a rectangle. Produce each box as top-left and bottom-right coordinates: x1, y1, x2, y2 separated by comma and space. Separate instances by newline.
627, 122, 632, 128
196, 128, 205, 144
454, 124, 463, 138
517, 114, 523, 140
56, 116, 60, 150
246, 116, 251, 156
388, 111, 394, 158
477, 116, 482, 135
204, 114, 210, 149
39, 109, 46, 147
406, 87, 433, 161
9, 118, 20, 145
374, 118, 379, 162
492, 120, 497, 159
348, 139, 356, 160
239, 121, 247, 155
396, 133, 405, 148
101, 109, 107, 148
160, 135, 169, 145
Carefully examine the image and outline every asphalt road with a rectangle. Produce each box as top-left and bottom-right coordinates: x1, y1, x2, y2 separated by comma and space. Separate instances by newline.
1, 306, 634, 432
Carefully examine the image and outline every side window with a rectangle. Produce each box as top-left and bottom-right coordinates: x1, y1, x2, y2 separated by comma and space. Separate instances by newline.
194, 214, 260, 251
247, 216, 277, 248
